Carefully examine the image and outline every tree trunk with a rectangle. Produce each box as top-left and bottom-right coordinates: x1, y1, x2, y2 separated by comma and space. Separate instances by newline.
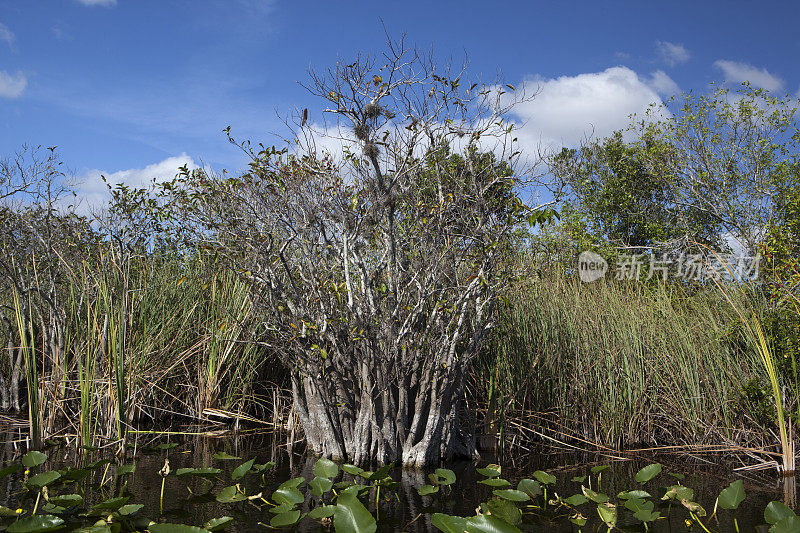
2, 315, 24, 413
291, 360, 478, 467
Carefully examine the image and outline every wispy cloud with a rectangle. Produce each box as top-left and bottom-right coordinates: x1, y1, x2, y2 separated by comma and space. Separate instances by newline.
236, 0, 277, 15
0, 21, 15, 49
40, 67, 281, 168
713, 60, 784, 91
647, 70, 681, 96
52, 22, 73, 41
656, 41, 690, 66
0, 70, 27, 99
74, 0, 117, 6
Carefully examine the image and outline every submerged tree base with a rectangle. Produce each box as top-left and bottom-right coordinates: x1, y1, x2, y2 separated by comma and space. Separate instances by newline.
293, 373, 481, 467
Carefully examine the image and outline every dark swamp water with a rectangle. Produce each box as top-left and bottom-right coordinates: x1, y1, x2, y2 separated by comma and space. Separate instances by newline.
0, 428, 795, 532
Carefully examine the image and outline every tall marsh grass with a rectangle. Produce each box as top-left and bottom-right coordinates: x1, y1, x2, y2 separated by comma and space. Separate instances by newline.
477, 273, 773, 451
1, 252, 282, 448
12, 289, 41, 448
1, 245, 792, 464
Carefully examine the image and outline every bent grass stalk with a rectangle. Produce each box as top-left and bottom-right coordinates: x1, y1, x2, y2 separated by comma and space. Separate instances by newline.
720, 292, 794, 474
708, 251, 795, 475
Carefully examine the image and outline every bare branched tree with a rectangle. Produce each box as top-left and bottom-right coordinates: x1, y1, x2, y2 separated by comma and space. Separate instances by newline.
170, 37, 544, 465
0, 145, 95, 420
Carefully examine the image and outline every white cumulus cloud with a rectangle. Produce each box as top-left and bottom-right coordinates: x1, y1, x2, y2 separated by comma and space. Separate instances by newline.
656, 41, 690, 66
74, 0, 117, 6
70, 154, 197, 214
0, 70, 27, 98
508, 66, 669, 152
298, 67, 671, 170
713, 60, 784, 91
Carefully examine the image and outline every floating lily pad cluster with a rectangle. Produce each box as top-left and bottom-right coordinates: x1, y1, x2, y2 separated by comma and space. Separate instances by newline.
1, 445, 799, 533
427, 462, 799, 533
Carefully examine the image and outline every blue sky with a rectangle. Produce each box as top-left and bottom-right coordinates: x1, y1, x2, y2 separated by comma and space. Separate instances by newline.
1, 0, 798, 207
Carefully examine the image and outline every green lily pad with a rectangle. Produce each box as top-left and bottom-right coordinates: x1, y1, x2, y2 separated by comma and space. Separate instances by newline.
341, 464, 363, 476
61, 468, 91, 481
26, 471, 61, 489
597, 503, 617, 528
662, 485, 694, 501
272, 486, 304, 506
618, 490, 651, 500
481, 499, 522, 525
563, 494, 588, 506
7, 515, 64, 533
0, 505, 19, 517
216, 485, 246, 503
252, 462, 275, 473
268, 504, 295, 515
532, 470, 556, 485
49, 494, 83, 508
492, 489, 529, 502
478, 478, 510, 487
417, 484, 439, 496
212, 452, 239, 461
431, 513, 468, 533
334, 492, 376, 533
635, 509, 661, 523
73, 521, 111, 533
465, 514, 522, 533
21, 451, 48, 468
434, 468, 456, 485
278, 477, 305, 490
309, 476, 334, 497
366, 462, 394, 482
117, 504, 144, 516
681, 499, 706, 516
718, 480, 745, 510
340, 484, 370, 497
624, 497, 654, 515
307, 506, 336, 519
517, 479, 541, 497
91, 496, 130, 511
270, 510, 301, 528
85, 459, 112, 470
231, 458, 254, 480
313, 458, 339, 479
148, 524, 210, 533
771, 515, 800, 533
634, 463, 661, 484
581, 486, 609, 503
476, 466, 501, 478
175, 468, 222, 479
202, 517, 233, 531
765, 501, 797, 525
